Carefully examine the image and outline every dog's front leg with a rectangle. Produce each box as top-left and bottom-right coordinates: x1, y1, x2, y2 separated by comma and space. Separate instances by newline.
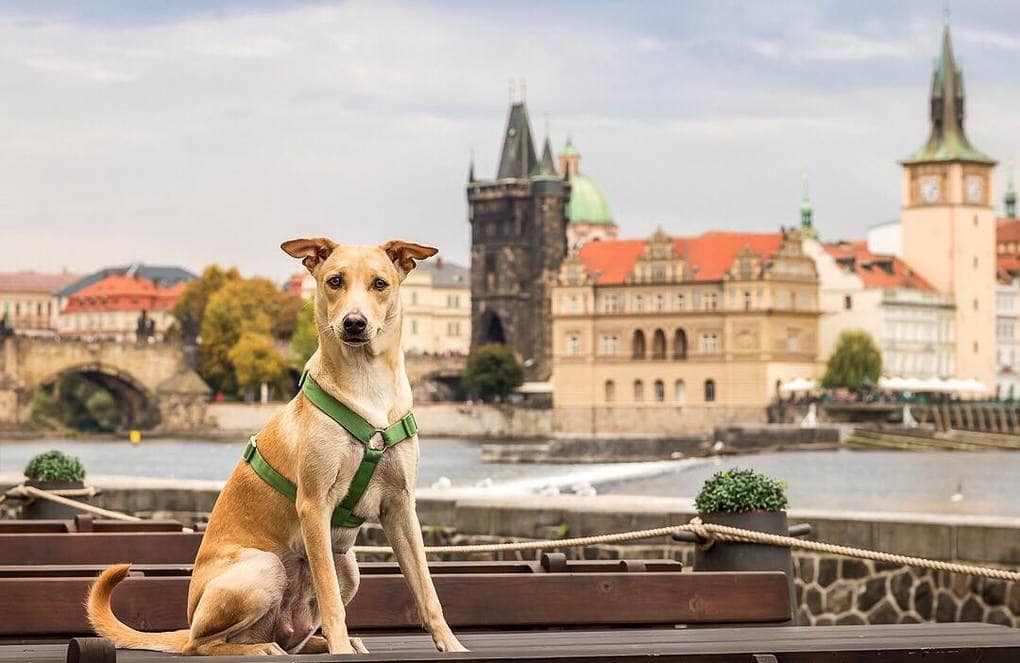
381, 495, 467, 652
296, 496, 355, 655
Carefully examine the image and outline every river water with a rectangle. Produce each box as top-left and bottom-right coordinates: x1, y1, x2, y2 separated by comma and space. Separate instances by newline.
1, 438, 1017, 518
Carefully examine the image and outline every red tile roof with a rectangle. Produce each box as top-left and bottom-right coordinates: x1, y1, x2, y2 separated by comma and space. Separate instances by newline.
577, 231, 784, 285
823, 241, 934, 291
998, 218, 1020, 244
0, 272, 79, 294
62, 274, 186, 313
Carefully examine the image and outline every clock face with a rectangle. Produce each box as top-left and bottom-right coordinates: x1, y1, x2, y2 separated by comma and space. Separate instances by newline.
967, 177, 984, 204
920, 177, 941, 204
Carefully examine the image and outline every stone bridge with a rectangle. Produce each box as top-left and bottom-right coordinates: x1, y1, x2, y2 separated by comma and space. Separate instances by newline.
0, 336, 210, 431
405, 354, 467, 401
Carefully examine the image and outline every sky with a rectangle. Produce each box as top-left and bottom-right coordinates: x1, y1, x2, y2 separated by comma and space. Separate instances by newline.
2, 0, 1020, 282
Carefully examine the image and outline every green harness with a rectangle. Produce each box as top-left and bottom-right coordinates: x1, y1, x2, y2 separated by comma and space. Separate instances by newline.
241, 370, 418, 529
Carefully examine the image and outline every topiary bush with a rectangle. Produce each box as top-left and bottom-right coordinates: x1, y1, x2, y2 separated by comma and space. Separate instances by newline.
694, 468, 788, 513
24, 450, 86, 483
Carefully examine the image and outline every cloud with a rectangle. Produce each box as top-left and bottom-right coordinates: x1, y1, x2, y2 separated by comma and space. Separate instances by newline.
25, 56, 134, 82
748, 30, 916, 62
636, 36, 666, 53
956, 26, 1020, 51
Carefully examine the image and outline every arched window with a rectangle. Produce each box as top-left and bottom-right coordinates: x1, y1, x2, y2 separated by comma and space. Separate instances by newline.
704, 379, 716, 402
654, 380, 665, 402
673, 328, 688, 360
675, 379, 686, 404
605, 380, 615, 402
633, 380, 644, 402
632, 330, 646, 359
652, 329, 667, 359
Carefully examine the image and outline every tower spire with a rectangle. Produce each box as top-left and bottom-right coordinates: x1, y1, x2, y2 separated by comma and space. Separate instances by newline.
903, 18, 994, 165
800, 169, 816, 238
1007, 157, 1017, 219
468, 148, 475, 183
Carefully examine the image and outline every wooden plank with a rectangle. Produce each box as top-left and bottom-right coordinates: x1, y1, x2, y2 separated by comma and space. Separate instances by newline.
0, 533, 204, 565
0, 571, 789, 636
2, 625, 1020, 663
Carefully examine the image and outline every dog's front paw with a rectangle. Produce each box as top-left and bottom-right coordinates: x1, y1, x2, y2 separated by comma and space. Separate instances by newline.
436, 637, 469, 653
350, 637, 370, 654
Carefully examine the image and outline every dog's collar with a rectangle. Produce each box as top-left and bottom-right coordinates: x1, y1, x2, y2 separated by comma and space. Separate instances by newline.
241, 370, 417, 529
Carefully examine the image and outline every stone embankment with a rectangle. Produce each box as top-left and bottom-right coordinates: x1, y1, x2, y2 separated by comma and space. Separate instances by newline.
2, 475, 1017, 627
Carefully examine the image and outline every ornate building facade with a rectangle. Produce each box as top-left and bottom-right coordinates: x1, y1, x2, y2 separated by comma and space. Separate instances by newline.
551, 227, 820, 432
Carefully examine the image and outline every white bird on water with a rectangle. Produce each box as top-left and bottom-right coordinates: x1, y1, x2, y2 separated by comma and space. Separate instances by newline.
950, 481, 964, 503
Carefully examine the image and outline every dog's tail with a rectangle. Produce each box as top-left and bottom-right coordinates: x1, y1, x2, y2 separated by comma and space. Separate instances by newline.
87, 564, 190, 653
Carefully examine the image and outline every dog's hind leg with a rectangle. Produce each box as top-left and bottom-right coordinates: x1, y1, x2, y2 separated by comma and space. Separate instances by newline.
183, 549, 288, 656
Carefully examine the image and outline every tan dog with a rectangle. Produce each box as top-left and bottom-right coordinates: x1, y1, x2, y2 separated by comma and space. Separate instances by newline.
87, 239, 467, 656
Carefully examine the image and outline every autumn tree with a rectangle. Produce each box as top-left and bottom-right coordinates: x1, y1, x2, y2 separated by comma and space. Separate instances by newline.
291, 298, 318, 368
172, 265, 241, 343
228, 331, 290, 398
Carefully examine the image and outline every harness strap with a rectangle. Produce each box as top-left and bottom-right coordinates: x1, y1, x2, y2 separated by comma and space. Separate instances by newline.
242, 370, 417, 529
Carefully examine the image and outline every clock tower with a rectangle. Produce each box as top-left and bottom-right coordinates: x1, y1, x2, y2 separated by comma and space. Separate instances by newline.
900, 21, 997, 386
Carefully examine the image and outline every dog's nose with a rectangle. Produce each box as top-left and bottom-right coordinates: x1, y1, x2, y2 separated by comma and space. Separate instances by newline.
342, 313, 367, 334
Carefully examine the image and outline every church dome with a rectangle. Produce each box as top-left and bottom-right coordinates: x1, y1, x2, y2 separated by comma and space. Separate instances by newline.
567, 173, 613, 225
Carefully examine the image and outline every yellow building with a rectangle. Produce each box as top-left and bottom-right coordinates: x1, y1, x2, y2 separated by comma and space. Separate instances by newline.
551, 227, 820, 434
400, 259, 471, 356
0, 272, 78, 334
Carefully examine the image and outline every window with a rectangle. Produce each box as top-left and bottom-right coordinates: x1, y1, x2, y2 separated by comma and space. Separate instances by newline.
447, 321, 460, 336
605, 380, 615, 402
700, 333, 719, 353
654, 380, 665, 402
706, 292, 718, 310
447, 294, 460, 308
787, 332, 799, 352
674, 379, 686, 404
973, 257, 979, 269
974, 341, 979, 354
632, 329, 647, 359
567, 335, 580, 356
654, 294, 665, 311
570, 295, 579, 313
973, 298, 979, 311
676, 294, 685, 310
843, 295, 852, 310
633, 380, 644, 402
674, 329, 688, 359
704, 379, 716, 402
634, 295, 644, 312
604, 294, 620, 313
652, 329, 667, 359
600, 335, 619, 355
744, 291, 752, 310
410, 319, 418, 334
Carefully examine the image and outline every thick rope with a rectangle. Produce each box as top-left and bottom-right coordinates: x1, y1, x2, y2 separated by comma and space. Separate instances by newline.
12, 485, 1017, 582
354, 517, 1020, 583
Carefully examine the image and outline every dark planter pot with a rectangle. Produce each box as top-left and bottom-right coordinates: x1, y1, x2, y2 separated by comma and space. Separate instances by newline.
694, 510, 797, 622
20, 479, 88, 520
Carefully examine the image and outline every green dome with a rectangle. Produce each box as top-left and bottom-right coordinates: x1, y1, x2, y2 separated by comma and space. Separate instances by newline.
559, 142, 581, 157
567, 173, 613, 225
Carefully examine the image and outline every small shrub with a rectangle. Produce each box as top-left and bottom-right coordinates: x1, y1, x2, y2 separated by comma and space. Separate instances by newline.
462, 344, 524, 402
24, 450, 86, 483
694, 468, 788, 513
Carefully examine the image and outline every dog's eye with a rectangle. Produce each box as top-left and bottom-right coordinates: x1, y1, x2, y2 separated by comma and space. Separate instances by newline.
326, 275, 343, 289
372, 278, 389, 291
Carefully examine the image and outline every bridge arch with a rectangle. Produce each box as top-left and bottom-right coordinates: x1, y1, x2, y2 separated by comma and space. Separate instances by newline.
33, 362, 161, 430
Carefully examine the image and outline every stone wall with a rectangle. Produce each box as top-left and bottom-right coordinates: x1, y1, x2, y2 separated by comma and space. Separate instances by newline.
552, 405, 765, 436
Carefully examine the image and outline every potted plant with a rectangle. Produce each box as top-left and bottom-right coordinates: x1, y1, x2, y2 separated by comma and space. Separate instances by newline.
691, 468, 799, 620
20, 450, 88, 519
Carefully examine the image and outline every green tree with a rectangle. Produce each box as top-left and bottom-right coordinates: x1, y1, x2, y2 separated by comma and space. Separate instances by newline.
822, 330, 883, 391
172, 265, 241, 343
29, 374, 124, 432
462, 344, 524, 403
291, 298, 318, 368
228, 331, 289, 398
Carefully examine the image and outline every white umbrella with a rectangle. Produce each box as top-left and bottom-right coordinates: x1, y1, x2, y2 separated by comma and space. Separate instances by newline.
919, 377, 949, 393
902, 377, 927, 392
957, 378, 990, 395
879, 376, 908, 391
779, 377, 817, 393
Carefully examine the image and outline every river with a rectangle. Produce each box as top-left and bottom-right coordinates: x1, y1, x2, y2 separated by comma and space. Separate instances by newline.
1, 438, 1017, 517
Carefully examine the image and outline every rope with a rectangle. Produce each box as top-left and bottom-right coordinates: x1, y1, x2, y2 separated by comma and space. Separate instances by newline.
354, 517, 1020, 583
7, 485, 194, 533
10, 484, 1017, 582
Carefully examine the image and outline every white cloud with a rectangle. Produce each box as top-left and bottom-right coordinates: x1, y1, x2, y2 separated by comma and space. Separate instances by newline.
25, 56, 134, 82
956, 26, 1020, 51
636, 36, 666, 53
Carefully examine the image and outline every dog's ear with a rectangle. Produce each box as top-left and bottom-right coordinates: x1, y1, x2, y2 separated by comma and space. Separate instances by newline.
381, 240, 438, 275
281, 237, 337, 272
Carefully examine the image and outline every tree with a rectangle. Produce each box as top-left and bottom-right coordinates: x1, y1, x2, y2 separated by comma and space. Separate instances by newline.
228, 331, 289, 398
172, 265, 241, 344
462, 344, 524, 403
822, 330, 882, 391
198, 279, 278, 395
291, 298, 318, 368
